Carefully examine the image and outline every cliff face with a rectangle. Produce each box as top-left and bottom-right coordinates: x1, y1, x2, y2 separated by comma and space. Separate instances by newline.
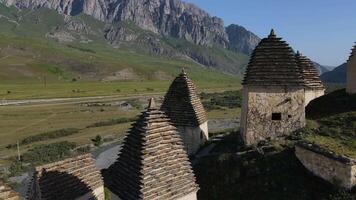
2, 0, 230, 47
226, 24, 260, 54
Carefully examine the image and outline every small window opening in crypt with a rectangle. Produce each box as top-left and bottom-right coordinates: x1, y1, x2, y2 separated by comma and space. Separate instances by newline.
272, 113, 282, 121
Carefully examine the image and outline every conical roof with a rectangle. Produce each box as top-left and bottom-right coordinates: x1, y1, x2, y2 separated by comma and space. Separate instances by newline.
295, 52, 324, 89
0, 182, 21, 200
348, 44, 356, 61
107, 98, 199, 200
243, 29, 305, 86
161, 69, 207, 127
27, 154, 103, 200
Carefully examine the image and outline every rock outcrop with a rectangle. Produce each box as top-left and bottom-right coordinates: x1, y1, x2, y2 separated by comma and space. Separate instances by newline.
226, 24, 260, 54
2, 0, 230, 48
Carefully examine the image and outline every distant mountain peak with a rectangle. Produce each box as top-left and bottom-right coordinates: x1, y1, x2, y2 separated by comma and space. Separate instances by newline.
226, 24, 260, 54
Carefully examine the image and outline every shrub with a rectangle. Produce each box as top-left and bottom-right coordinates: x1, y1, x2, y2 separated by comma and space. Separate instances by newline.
201, 90, 242, 111
87, 117, 136, 128
92, 135, 103, 147
20, 128, 80, 145
21, 141, 77, 165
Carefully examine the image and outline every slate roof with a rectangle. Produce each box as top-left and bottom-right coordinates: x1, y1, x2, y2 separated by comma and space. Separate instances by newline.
107, 98, 199, 200
0, 181, 21, 200
27, 154, 103, 200
243, 29, 305, 86
161, 69, 207, 127
295, 52, 324, 89
348, 44, 356, 61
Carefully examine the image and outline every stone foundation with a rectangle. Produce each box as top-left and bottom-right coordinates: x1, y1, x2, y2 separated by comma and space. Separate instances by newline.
177, 121, 208, 155
304, 88, 325, 106
240, 86, 306, 145
295, 143, 356, 189
109, 191, 197, 200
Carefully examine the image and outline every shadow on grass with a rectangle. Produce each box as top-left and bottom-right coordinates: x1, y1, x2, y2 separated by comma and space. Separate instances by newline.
306, 89, 356, 119
194, 132, 355, 200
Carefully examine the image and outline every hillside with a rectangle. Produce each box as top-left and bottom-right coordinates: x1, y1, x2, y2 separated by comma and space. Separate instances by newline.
304, 89, 356, 157
0, 0, 257, 80
313, 61, 330, 75
321, 63, 347, 83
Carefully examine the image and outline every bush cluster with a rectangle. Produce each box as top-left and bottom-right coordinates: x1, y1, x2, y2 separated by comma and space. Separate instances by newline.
200, 90, 242, 111
87, 117, 136, 128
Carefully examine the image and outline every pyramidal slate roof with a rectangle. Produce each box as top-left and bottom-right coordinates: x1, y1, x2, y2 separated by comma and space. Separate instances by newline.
243, 29, 305, 86
161, 69, 207, 127
27, 154, 103, 200
295, 52, 324, 89
348, 44, 356, 61
0, 181, 21, 200
107, 98, 199, 200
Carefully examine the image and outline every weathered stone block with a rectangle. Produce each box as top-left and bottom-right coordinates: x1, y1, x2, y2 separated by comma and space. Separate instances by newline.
295, 144, 356, 189
240, 86, 306, 145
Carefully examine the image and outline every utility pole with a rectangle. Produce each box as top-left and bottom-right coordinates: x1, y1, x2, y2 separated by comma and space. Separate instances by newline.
17, 140, 21, 161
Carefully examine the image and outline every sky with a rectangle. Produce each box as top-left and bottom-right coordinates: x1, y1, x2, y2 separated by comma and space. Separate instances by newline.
184, 0, 356, 67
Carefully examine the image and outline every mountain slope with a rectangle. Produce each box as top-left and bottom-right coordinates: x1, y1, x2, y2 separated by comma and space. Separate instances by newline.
0, 0, 254, 77
0, 4, 248, 83
1, 0, 230, 47
320, 63, 346, 83
226, 24, 260, 55
312, 62, 330, 75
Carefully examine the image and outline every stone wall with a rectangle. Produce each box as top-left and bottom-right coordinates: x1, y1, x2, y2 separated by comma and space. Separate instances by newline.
295, 143, 356, 189
240, 86, 305, 145
347, 54, 356, 94
305, 88, 325, 106
177, 122, 208, 155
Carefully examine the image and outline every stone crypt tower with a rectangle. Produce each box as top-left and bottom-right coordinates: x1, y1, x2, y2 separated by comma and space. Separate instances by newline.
347, 44, 356, 94
161, 69, 208, 155
240, 29, 306, 145
107, 98, 199, 200
295, 51, 325, 106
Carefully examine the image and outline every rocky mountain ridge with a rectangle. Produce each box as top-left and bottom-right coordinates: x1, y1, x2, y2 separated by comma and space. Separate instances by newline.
2, 0, 259, 52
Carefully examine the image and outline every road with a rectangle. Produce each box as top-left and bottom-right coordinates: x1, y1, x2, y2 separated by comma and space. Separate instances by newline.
0, 92, 165, 106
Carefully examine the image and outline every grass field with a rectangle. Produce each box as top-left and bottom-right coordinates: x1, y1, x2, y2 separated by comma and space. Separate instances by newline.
0, 89, 242, 160
0, 81, 241, 100
0, 100, 137, 157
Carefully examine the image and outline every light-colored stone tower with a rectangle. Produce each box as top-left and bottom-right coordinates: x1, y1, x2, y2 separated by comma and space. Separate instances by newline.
295, 51, 325, 106
347, 44, 356, 94
161, 69, 208, 155
0, 181, 21, 200
107, 98, 199, 200
27, 154, 104, 200
240, 30, 306, 145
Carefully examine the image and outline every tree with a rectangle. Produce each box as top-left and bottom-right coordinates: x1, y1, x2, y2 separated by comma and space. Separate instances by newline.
92, 135, 103, 147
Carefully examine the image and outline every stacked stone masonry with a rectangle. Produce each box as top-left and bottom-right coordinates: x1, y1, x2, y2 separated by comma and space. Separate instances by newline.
295, 143, 356, 189
107, 98, 199, 200
161, 70, 208, 155
241, 30, 307, 145
347, 44, 356, 94
27, 154, 104, 200
295, 52, 325, 105
0, 181, 22, 200
240, 86, 305, 145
